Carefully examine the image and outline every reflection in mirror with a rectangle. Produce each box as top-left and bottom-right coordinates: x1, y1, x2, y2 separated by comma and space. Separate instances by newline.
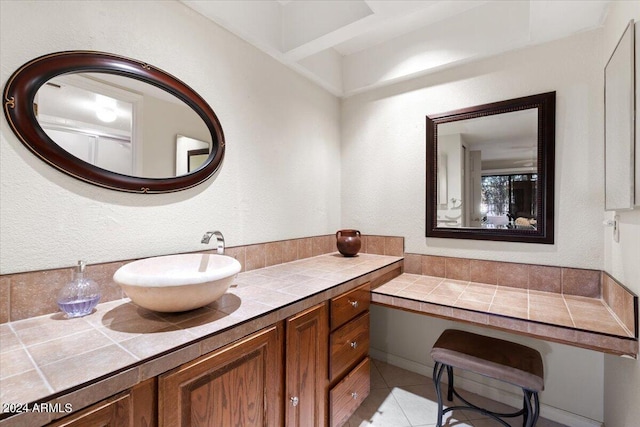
176, 135, 210, 175
604, 20, 636, 210
188, 149, 209, 172
426, 92, 555, 244
3, 51, 225, 193
35, 73, 211, 179
436, 109, 538, 229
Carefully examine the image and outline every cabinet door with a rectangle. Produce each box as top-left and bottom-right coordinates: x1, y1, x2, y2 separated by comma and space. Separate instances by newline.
285, 303, 328, 427
159, 324, 283, 427
48, 378, 156, 427
48, 393, 131, 427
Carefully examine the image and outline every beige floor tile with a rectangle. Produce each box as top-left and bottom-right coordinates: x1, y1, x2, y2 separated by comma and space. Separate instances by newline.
370, 361, 388, 390
374, 360, 430, 388
347, 359, 568, 427
343, 387, 412, 427
390, 384, 466, 426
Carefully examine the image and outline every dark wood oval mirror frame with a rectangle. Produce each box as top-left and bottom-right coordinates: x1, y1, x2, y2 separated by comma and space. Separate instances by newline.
426, 91, 555, 244
3, 51, 225, 193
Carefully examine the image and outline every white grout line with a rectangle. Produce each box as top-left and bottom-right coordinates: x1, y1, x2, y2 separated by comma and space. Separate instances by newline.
601, 302, 634, 337
487, 285, 498, 312
93, 326, 141, 362
561, 296, 577, 328
7, 323, 54, 394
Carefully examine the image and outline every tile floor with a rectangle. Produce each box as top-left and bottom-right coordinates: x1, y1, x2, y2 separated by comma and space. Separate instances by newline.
345, 359, 567, 427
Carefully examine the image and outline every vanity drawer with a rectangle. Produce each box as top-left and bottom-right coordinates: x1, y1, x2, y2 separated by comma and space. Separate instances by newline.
330, 311, 370, 381
330, 282, 370, 330
330, 357, 370, 427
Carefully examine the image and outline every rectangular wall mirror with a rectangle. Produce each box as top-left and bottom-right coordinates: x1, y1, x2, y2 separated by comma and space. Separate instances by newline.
426, 92, 556, 244
605, 20, 636, 211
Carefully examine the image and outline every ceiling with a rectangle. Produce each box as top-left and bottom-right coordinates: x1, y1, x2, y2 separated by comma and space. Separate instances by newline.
181, 0, 611, 97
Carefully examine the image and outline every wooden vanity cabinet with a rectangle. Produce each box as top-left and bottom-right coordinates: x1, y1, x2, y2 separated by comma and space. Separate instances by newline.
285, 302, 329, 427
158, 303, 329, 427
46, 282, 373, 427
158, 324, 284, 427
328, 283, 371, 427
47, 378, 156, 427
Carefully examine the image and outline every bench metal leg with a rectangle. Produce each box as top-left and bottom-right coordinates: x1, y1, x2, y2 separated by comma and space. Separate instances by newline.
446, 365, 454, 401
433, 362, 446, 427
432, 362, 540, 427
523, 390, 540, 427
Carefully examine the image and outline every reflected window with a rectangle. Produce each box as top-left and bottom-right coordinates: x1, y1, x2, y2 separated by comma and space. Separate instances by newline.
481, 174, 537, 227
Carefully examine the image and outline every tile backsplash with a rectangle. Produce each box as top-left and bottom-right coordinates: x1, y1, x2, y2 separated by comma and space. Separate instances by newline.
602, 272, 638, 337
404, 253, 602, 297
2, 237, 634, 334
0, 234, 403, 323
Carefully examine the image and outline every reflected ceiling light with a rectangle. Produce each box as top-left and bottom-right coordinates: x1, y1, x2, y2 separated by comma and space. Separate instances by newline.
95, 94, 117, 123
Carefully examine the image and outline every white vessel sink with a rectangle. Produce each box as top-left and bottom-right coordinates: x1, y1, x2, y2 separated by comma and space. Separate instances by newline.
113, 253, 241, 312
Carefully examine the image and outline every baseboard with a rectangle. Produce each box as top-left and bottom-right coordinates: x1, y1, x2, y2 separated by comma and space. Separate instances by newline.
369, 349, 603, 427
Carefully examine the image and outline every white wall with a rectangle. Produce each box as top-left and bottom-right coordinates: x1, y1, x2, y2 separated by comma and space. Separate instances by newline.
0, 0, 341, 274
2, 1, 637, 425
342, 30, 607, 424
602, 3, 640, 427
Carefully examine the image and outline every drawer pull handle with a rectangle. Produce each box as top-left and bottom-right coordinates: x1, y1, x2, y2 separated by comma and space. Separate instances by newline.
349, 300, 359, 308
350, 341, 358, 349
351, 392, 358, 400
290, 396, 299, 407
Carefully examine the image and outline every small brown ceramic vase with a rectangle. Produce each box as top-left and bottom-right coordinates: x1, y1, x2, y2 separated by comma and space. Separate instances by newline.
336, 229, 361, 257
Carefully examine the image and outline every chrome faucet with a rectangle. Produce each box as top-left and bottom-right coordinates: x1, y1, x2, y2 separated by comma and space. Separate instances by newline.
201, 231, 225, 254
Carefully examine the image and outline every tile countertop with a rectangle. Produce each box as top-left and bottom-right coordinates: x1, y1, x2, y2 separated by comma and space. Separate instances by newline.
0, 253, 402, 426
372, 273, 638, 357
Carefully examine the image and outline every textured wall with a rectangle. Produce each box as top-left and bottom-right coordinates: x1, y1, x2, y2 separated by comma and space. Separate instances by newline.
0, 0, 341, 274
342, 30, 607, 424
602, 3, 640, 427
342, 30, 604, 269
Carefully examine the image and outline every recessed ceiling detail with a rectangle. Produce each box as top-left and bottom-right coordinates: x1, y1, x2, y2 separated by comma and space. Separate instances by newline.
182, 0, 610, 97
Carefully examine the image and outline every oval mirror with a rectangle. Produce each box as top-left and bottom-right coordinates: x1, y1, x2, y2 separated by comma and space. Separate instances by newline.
3, 51, 225, 193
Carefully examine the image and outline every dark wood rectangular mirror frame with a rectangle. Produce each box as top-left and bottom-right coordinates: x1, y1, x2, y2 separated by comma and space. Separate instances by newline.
426, 92, 556, 244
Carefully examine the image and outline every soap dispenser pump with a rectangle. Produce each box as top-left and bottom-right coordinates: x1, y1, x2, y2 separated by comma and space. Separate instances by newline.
57, 260, 101, 318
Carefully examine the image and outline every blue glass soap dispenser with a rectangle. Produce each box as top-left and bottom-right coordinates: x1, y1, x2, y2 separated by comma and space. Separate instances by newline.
57, 260, 101, 318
